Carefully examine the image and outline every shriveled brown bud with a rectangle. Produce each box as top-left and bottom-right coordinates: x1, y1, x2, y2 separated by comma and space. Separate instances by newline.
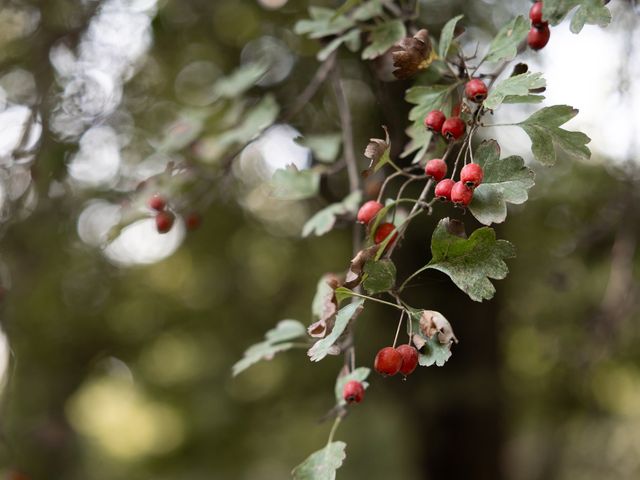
392, 29, 436, 80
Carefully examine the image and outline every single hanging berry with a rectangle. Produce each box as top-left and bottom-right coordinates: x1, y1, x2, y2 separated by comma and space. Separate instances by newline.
434, 179, 455, 201
148, 193, 166, 211
425, 158, 447, 181
424, 110, 446, 133
374, 222, 398, 245
528, 24, 550, 50
357, 200, 383, 224
441, 117, 466, 141
396, 344, 419, 376
374, 347, 403, 376
451, 181, 473, 206
529, 1, 545, 26
465, 79, 488, 103
155, 211, 175, 234
342, 380, 365, 404
460, 163, 484, 188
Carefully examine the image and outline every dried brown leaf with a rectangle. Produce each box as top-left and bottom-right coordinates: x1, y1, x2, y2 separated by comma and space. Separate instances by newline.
392, 29, 435, 80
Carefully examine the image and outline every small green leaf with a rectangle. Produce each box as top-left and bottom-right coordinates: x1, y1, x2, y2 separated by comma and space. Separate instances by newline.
302, 191, 362, 237
352, 0, 384, 21
308, 299, 364, 362
484, 16, 529, 63
212, 63, 268, 99
362, 20, 406, 60
362, 259, 396, 294
502, 94, 545, 104
271, 166, 320, 200
483, 72, 546, 110
517, 105, 591, 165
426, 218, 516, 302
294, 7, 355, 39
438, 15, 463, 59
292, 441, 347, 480
543, 0, 611, 32
468, 140, 535, 225
335, 367, 370, 406
418, 335, 453, 367
232, 320, 307, 376
334, 287, 356, 304
317, 29, 361, 61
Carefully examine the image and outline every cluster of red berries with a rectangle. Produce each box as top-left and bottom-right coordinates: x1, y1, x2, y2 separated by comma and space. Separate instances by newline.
357, 200, 398, 245
424, 110, 465, 141
375, 344, 418, 377
528, 1, 550, 50
148, 193, 175, 234
427, 159, 484, 206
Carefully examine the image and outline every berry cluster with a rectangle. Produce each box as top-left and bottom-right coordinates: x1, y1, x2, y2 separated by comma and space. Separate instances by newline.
527, 1, 550, 51
357, 200, 399, 246
374, 344, 418, 377
148, 193, 175, 234
424, 110, 466, 141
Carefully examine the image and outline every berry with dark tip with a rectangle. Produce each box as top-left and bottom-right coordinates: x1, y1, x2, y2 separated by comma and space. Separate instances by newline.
460, 163, 484, 188
434, 179, 455, 201
441, 117, 466, 141
396, 344, 419, 376
374, 347, 403, 376
528, 24, 550, 50
425, 158, 447, 181
465, 79, 488, 103
343, 380, 365, 404
357, 200, 383, 224
424, 110, 446, 133
451, 181, 474, 206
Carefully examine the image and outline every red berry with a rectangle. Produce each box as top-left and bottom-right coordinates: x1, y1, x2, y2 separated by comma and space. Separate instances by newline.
155, 211, 175, 234
451, 181, 473, 206
374, 222, 398, 245
342, 380, 365, 404
528, 24, 550, 50
396, 344, 419, 376
434, 179, 455, 201
529, 1, 545, 26
423, 110, 446, 133
441, 117, 466, 141
185, 212, 202, 231
425, 158, 447, 181
148, 193, 166, 211
374, 347, 403, 376
465, 79, 488, 103
357, 200, 383, 224
460, 163, 484, 188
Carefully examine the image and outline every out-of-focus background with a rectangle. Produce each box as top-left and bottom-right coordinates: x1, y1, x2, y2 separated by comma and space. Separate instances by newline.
0, 0, 639, 479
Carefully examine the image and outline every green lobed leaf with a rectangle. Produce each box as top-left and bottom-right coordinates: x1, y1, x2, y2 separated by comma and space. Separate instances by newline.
351, 0, 384, 21
543, 0, 611, 32
517, 105, 591, 165
362, 259, 396, 294
502, 94, 545, 104
426, 218, 516, 302
438, 15, 464, 59
361, 19, 406, 60
294, 7, 355, 39
334, 367, 370, 406
308, 299, 364, 362
292, 441, 347, 480
407, 309, 456, 367
271, 167, 320, 201
212, 63, 268, 99
484, 16, 529, 63
317, 29, 361, 61
468, 140, 535, 225
418, 335, 453, 367
302, 191, 362, 237
483, 72, 546, 110
232, 320, 307, 376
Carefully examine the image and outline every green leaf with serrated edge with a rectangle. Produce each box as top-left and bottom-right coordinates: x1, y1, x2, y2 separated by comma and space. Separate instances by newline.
517, 105, 591, 165
401, 121, 432, 160
271, 167, 320, 200
424, 218, 516, 302
297, 133, 343, 164
292, 442, 347, 480
317, 29, 361, 61
308, 299, 364, 362
438, 15, 464, 59
212, 63, 268, 99
502, 94, 545, 104
468, 140, 534, 225
294, 7, 355, 39
484, 16, 529, 63
335, 367, 370, 406
302, 191, 362, 237
362, 259, 396, 294
483, 72, 546, 110
362, 20, 406, 60
543, 0, 611, 31
334, 287, 356, 304
232, 319, 307, 376
418, 336, 453, 366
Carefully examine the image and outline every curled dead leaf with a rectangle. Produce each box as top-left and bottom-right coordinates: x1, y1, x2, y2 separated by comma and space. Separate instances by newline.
308, 274, 339, 338
419, 310, 459, 345
362, 126, 390, 176
344, 245, 379, 288
392, 29, 436, 80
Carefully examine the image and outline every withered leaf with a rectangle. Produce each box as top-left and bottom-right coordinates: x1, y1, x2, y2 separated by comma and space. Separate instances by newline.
362, 126, 390, 176
392, 29, 436, 80
344, 245, 379, 288
418, 310, 459, 345
308, 274, 339, 338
